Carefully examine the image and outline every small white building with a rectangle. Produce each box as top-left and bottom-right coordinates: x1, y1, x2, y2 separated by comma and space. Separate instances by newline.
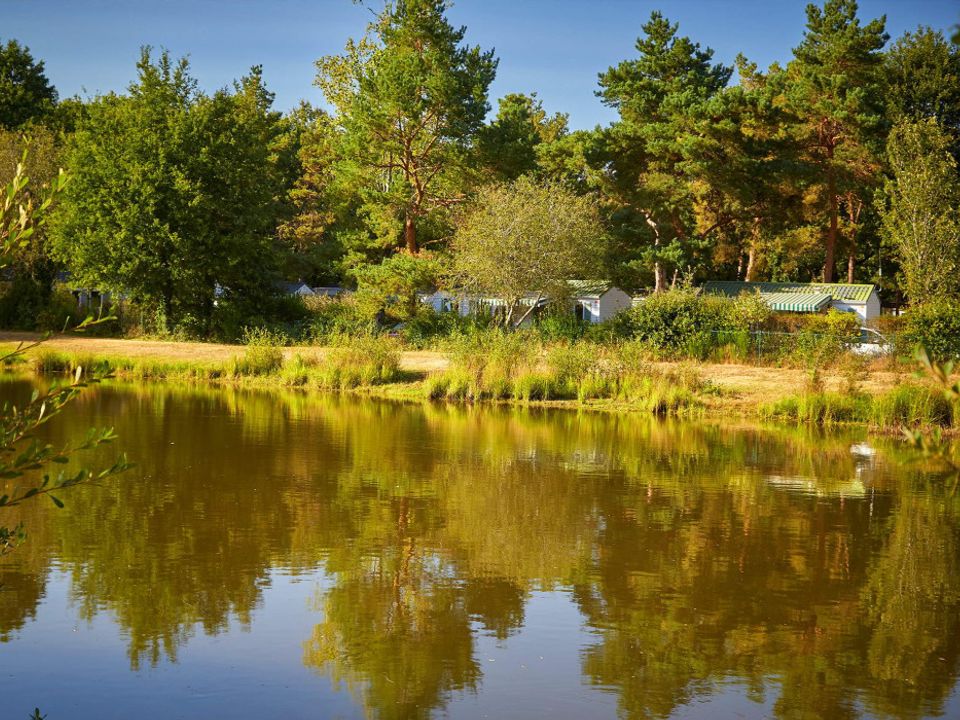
278, 280, 316, 297
419, 282, 633, 325
570, 282, 634, 324
702, 281, 882, 325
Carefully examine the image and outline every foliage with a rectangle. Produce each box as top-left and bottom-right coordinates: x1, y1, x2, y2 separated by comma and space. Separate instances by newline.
450, 176, 606, 327
880, 119, 960, 303
302, 294, 373, 342
476, 93, 568, 181
50, 49, 293, 336
425, 332, 705, 413
598, 11, 733, 290
781, 0, 888, 282
309, 333, 402, 389
233, 327, 286, 376
1, 158, 129, 555
0, 39, 57, 129
901, 299, 960, 361
0, 126, 62, 311
617, 289, 729, 357
314, 0, 497, 254
352, 250, 444, 323
883, 27, 960, 157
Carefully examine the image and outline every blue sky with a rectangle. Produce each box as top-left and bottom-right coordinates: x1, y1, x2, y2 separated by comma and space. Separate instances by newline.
5, 0, 958, 129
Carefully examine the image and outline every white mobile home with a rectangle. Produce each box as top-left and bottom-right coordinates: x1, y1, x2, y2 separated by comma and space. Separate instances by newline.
702, 281, 882, 325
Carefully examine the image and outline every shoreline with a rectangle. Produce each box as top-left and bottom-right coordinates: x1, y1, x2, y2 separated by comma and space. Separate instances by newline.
0, 332, 949, 433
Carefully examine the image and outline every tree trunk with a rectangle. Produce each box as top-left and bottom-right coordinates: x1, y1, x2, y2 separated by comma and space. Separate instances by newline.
654, 262, 667, 293
404, 214, 417, 253
745, 247, 757, 282
847, 249, 855, 284
823, 161, 837, 283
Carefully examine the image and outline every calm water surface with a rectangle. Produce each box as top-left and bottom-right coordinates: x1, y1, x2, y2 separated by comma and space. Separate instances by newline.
1, 379, 959, 719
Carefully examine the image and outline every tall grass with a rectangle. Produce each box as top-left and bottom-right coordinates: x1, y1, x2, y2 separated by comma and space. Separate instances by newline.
312, 333, 402, 390
761, 382, 955, 429
424, 333, 705, 415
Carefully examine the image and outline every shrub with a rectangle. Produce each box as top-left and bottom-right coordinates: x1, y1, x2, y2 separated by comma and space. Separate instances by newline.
303, 295, 373, 343
401, 307, 470, 348
233, 327, 285, 376
901, 299, 960, 361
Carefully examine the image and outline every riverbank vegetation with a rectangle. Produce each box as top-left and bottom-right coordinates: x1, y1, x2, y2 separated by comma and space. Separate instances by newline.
4, 327, 958, 433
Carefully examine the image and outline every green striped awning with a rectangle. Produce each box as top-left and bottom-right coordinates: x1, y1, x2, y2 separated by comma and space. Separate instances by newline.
760, 291, 833, 313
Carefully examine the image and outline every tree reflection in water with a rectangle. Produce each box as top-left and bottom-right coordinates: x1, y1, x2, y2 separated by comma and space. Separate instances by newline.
0, 379, 957, 719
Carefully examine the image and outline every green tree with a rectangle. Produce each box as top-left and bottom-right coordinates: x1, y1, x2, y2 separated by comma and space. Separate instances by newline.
315, 0, 497, 254
0, 39, 57, 130
451, 177, 605, 327
783, 0, 888, 282
879, 119, 960, 303
50, 50, 290, 335
883, 27, 960, 157
598, 12, 732, 291
352, 249, 443, 323
476, 92, 568, 181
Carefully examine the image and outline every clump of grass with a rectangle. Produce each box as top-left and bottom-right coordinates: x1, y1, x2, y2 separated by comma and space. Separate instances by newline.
233, 327, 285, 377
423, 335, 704, 414
761, 392, 871, 425
760, 392, 871, 425
871, 383, 953, 429
314, 333, 401, 390
279, 353, 315, 386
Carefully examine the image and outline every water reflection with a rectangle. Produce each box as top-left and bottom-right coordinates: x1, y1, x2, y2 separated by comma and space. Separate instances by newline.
0, 378, 958, 719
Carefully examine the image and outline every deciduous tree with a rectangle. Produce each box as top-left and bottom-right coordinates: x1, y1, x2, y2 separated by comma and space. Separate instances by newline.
0, 39, 57, 129
451, 177, 605, 327
50, 50, 290, 334
879, 119, 960, 303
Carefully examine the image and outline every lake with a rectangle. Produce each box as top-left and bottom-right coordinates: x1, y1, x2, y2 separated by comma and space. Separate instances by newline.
1, 379, 958, 719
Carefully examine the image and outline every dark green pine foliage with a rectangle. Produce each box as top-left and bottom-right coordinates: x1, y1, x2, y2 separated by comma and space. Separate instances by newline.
476, 93, 568, 182
598, 12, 732, 291
785, 0, 887, 282
315, 0, 497, 255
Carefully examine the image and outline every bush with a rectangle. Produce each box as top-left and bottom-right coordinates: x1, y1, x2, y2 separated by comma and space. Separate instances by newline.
621, 289, 720, 357
233, 327, 285, 376
303, 295, 373, 343
901, 299, 960, 361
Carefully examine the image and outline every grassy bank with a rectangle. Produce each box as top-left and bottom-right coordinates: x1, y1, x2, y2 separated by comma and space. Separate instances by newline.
1, 334, 953, 430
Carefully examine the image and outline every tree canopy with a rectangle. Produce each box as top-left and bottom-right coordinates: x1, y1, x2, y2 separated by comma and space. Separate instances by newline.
314, 0, 497, 255
50, 49, 295, 334
0, 39, 58, 129
451, 176, 606, 326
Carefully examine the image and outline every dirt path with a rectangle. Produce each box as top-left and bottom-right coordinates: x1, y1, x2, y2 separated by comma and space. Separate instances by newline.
0, 331, 904, 408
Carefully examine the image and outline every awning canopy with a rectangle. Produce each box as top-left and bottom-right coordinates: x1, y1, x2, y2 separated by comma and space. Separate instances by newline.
760, 291, 833, 313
